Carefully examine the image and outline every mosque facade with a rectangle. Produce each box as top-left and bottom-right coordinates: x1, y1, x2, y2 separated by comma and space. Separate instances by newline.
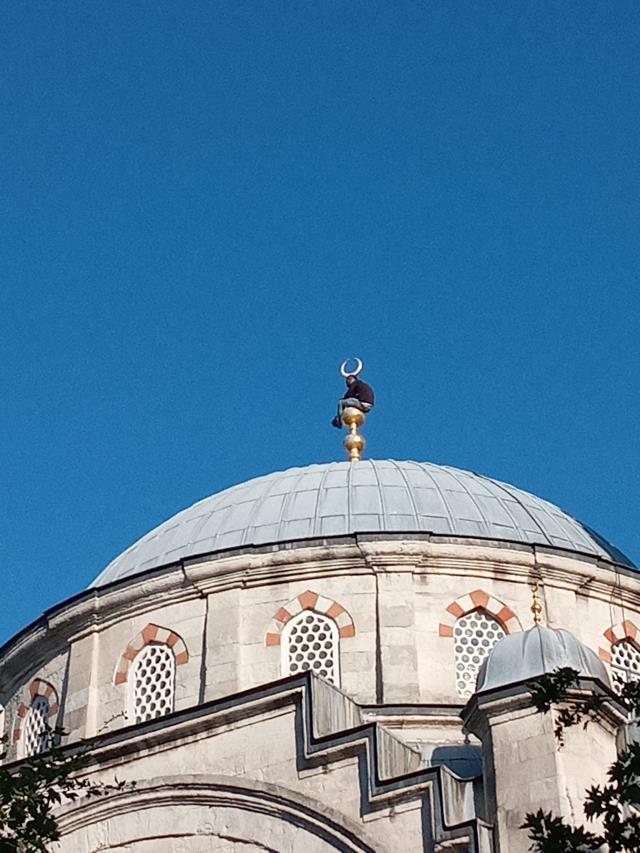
1, 458, 637, 852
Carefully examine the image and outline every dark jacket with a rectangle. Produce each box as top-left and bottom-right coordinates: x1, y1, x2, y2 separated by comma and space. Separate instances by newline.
343, 379, 374, 406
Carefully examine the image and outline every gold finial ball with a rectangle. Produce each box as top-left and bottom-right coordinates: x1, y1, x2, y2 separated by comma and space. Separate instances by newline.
531, 581, 543, 626
339, 406, 367, 462
341, 407, 366, 429
344, 431, 366, 461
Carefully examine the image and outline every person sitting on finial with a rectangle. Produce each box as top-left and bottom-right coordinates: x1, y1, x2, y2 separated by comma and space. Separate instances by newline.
331, 358, 375, 428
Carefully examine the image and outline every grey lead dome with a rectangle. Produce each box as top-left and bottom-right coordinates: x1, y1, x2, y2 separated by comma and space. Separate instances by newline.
91, 459, 634, 587
475, 626, 611, 693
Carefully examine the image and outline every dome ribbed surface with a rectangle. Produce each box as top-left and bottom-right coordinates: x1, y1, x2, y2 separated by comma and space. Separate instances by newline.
475, 626, 611, 693
91, 460, 634, 587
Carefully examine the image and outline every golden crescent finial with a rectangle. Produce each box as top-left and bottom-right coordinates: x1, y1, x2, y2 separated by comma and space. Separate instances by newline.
336, 358, 367, 461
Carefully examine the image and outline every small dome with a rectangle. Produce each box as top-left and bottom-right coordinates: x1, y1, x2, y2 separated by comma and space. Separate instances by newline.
476, 626, 610, 693
91, 460, 634, 588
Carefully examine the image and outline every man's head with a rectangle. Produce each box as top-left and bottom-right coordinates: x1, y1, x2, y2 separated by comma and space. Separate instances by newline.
346, 374, 357, 387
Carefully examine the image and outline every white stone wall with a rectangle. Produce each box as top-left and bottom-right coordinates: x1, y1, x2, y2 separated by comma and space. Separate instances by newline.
1, 647, 68, 762
49, 681, 434, 853
464, 686, 625, 853
2, 537, 639, 757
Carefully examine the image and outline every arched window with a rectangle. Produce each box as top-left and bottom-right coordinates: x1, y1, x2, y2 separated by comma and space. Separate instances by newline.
130, 643, 176, 723
22, 695, 50, 757
454, 609, 506, 699
282, 610, 340, 686
611, 639, 640, 690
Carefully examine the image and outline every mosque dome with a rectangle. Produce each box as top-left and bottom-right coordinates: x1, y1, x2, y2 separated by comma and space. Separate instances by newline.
4, 451, 636, 853
475, 625, 611, 693
91, 459, 633, 587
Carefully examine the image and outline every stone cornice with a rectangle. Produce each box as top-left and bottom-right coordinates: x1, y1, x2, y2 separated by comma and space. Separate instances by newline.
461, 676, 628, 737
27, 673, 489, 852
1, 535, 638, 695
56, 775, 387, 852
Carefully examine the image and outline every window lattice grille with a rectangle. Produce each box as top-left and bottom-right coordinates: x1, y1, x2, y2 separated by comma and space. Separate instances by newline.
131, 644, 175, 723
23, 696, 50, 757
611, 639, 640, 690
284, 611, 339, 685
454, 609, 506, 698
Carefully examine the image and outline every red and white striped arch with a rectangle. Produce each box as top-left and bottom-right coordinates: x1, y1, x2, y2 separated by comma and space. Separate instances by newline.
265, 590, 355, 646
13, 678, 59, 745
114, 623, 189, 686
438, 589, 521, 638
599, 620, 640, 664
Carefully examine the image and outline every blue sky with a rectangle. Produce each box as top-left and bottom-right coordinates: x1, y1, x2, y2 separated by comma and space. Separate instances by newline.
2, 2, 639, 644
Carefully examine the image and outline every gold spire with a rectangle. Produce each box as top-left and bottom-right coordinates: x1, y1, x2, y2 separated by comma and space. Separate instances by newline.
531, 580, 543, 626
342, 407, 366, 462
337, 357, 368, 462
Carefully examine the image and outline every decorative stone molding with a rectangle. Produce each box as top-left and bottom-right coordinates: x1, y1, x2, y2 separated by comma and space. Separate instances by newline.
265, 590, 355, 646
114, 623, 189, 686
438, 589, 521, 638
598, 620, 640, 663
13, 678, 59, 744
54, 675, 490, 852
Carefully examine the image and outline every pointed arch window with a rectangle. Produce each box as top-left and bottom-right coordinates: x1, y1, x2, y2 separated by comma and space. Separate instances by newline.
611, 639, 640, 690
453, 609, 506, 699
130, 643, 176, 723
282, 610, 340, 686
22, 695, 50, 758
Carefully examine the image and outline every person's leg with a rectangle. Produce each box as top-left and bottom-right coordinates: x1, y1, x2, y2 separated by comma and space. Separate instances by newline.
340, 398, 360, 417
333, 398, 363, 427
343, 398, 364, 411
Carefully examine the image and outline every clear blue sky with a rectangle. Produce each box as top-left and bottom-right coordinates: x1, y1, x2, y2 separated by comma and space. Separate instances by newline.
2, 2, 639, 645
